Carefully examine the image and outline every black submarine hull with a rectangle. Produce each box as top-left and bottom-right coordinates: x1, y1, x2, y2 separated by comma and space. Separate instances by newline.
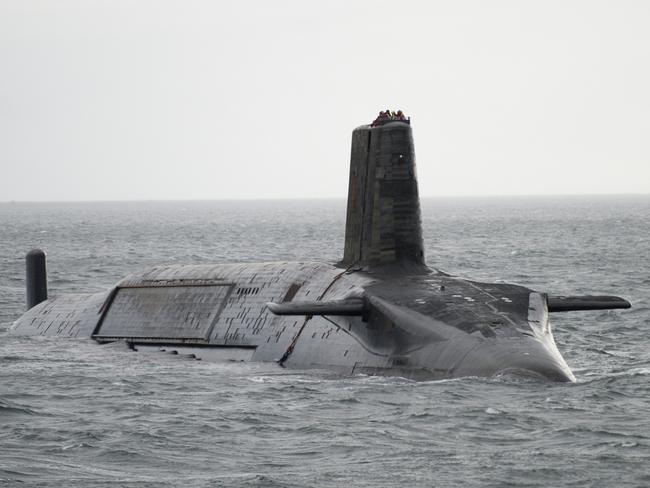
10, 116, 630, 382
11, 261, 575, 381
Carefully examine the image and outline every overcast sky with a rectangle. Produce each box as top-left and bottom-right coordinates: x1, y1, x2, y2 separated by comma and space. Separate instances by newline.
1, 0, 649, 201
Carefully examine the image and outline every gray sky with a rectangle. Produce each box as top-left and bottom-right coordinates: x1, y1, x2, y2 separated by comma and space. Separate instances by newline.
1, 0, 649, 201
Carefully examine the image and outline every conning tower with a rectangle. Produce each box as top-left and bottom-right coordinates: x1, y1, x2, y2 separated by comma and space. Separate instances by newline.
343, 117, 424, 267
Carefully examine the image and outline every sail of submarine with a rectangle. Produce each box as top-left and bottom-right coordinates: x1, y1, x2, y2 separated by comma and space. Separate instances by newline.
11, 114, 630, 381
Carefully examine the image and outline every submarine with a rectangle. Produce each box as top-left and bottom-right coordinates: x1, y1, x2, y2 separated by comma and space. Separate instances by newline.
11, 113, 631, 382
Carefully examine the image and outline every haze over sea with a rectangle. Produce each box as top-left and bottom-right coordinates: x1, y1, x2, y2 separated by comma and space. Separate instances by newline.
1, 196, 649, 487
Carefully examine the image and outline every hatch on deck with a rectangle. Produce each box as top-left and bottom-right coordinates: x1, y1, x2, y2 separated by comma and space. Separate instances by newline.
93, 284, 233, 342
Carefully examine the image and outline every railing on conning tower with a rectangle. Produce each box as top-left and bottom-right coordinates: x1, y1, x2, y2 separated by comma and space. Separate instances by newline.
370, 110, 410, 127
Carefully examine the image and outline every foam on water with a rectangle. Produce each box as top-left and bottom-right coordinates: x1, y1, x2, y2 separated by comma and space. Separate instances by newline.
1, 197, 649, 487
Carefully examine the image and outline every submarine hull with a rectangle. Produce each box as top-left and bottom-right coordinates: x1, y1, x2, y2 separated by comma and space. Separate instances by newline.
11, 116, 628, 382
11, 261, 575, 382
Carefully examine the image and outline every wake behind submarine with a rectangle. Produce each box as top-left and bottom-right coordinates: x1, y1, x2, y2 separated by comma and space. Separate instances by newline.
12, 113, 631, 382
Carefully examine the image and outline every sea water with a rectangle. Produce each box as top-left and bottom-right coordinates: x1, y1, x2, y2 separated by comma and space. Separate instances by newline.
1, 197, 649, 487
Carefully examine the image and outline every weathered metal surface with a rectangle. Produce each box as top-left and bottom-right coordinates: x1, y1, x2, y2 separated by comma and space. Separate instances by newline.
95, 284, 233, 341
343, 122, 424, 267
95, 262, 359, 363
279, 267, 575, 381
343, 127, 370, 265
26, 249, 48, 309
12, 291, 109, 337
10, 255, 583, 380
9, 115, 631, 382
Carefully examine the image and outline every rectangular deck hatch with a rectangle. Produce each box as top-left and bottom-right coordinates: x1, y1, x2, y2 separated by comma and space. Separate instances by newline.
94, 284, 233, 341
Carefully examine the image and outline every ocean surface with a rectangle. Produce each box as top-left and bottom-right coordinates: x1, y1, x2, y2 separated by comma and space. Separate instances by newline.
1, 196, 649, 487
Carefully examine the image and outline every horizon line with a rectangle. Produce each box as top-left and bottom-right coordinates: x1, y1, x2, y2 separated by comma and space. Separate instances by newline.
2, 192, 649, 204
